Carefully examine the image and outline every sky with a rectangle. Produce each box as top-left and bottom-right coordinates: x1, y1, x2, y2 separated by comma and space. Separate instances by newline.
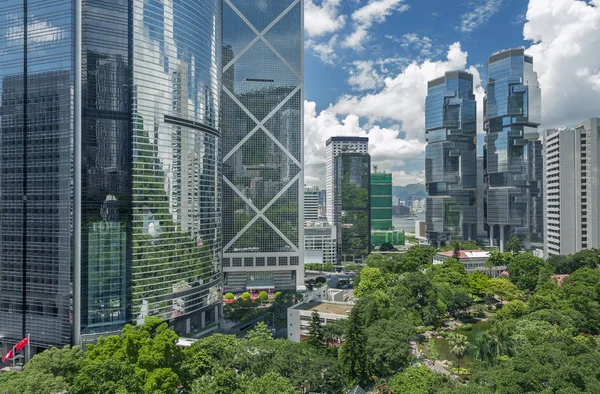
302, 0, 600, 187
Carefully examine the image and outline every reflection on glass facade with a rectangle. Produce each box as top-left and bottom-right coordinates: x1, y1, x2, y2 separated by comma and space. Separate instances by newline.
0, 0, 222, 348
221, 0, 304, 291
335, 153, 371, 263
425, 71, 477, 245
484, 49, 542, 249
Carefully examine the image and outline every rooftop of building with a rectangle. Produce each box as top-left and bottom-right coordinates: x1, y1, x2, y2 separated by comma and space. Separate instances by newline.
438, 250, 490, 259
428, 70, 474, 89
488, 47, 532, 64
326, 136, 369, 145
294, 301, 353, 316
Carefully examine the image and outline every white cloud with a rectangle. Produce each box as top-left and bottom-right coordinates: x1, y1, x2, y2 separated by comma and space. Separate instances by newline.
460, 0, 503, 33
392, 170, 425, 186
304, 100, 425, 187
304, 0, 346, 37
332, 42, 479, 141
348, 60, 385, 90
524, 0, 600, 129
6, 18, 65, 44
343, 0, 409, 50
306, 35, 339, 65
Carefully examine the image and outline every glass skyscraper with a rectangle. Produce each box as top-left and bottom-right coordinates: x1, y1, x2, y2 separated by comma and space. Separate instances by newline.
484, 48, 542, 251
221, 1, 304, 291
425, 71, 477, 245
0, 0, 222, 349
335, 152, 371, 263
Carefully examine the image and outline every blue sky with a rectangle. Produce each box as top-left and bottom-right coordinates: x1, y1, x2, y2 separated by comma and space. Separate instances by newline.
302, 0, 600, 187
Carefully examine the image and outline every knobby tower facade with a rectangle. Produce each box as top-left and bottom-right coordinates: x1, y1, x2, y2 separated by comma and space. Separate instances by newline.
221, 0, 304, 291
484, 48, 542, 251
425, 71, 477, 246
0, 0, 222, 350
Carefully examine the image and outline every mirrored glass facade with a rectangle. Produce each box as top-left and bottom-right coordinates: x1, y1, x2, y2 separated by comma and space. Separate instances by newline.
221, 0, 304, 291
425, 71, 477, 245
484, 49, 542, 248
0, 0, 222, 348
335, 153, 371, 263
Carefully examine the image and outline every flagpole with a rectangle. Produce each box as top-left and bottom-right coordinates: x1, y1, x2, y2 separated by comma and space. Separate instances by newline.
26, 334, 30, 364
11, 345, 15, 368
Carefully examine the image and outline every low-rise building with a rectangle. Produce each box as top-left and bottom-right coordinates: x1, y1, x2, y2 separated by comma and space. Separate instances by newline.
288, 301, 353, 342
433, 250, 505, 276
304, 223, 337, 265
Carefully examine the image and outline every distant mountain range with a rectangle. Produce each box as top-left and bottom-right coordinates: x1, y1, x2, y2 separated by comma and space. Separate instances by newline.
392, 183, 426, 200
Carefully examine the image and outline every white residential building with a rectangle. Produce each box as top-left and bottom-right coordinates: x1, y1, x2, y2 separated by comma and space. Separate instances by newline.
304, 223, 337, 265
543, 118, 600, 257
287, 300, 353, 342
325, 137, 369, 224
304, 186, 320, 222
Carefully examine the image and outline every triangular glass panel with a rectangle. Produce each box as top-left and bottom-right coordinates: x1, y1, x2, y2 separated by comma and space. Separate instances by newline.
224, 129, 300, 211
262, 90, 301, 161
230, 39, 300, 121
223, 2, 258, 70
222, 179, 257, 246
264, 178, 299, 248
229, 217, 294, 253
228, 0, 294, 33
221, 92, 258, 155
262, 2, 301, 74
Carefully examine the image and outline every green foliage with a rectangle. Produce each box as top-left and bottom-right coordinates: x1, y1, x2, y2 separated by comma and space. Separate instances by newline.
468, 272, 490, 297
365, 319, 414, 378
389, 366, 451, 394
258, 291, 269, 302
246, 322, 272, 343
505, 236, 522, 255
224, 292, 234, 300
486, 277, 523, 302
427, 340, 440, 360
484, 250, 513, 269
496, 299, 529, 320
306, 311, 325, 347
440, 241, 479, 252
241, 292, 251, 300
274, 291, 282, 298
0, 370, 67, 394
339, 304, 368, 386
305, 262, 336, 271
447, 332, 470, 369
507, 252, 545, 291
246, 372, 296, 394
354, 266, 386, 298
379, 242, 396, 251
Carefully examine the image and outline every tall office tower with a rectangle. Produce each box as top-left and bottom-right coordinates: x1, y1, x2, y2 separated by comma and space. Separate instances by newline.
370, 171, 393, 230
484, 49, 542, 251
304, 186, 320, 222
304, 223, 337, 265
0, 0, 222, 350
326, 137, 369, 224
543, 119, 600, 257
221, 1, 304, 292
476, 157, 488, 240
335, 152, 371, 263
425, 71, 477, 246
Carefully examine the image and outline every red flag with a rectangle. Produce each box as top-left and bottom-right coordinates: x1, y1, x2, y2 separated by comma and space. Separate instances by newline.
15, 337, 28, 352
2, 349, 14, 363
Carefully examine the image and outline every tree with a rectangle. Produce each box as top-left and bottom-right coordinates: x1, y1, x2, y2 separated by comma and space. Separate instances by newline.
447, 332, 470, 369
23, 345, 85, 384
365, 319, 413, 379
323, 318, 347, 344
306, 311, 324, 347
354, 266, 386, 298
379, 242, 396, 251
484, 251, 513, 273
507, 253, 545, 292
451, 241, 461, 259
468, 272, 490, 297
486, 277, 523, 302
246, 372, 295, 394
505, 236, 521, 255
258, 291, 269, 302
0, 371, 67, 394
388, 366, 451, 394
496, 299, 528, 320
246, 322, 272, 343
241, 292, 251, 300
225, 293, 235, 300
69, 359, 144, 394
191, 367, 247, 394
339, 305, 368, 385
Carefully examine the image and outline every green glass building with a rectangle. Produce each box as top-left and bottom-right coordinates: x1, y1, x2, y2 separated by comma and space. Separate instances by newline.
370, 172, 393, 230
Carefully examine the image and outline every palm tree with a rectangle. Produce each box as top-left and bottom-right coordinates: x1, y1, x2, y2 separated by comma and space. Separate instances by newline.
448, 332, 470, 370
474, 326, 516, 365
474, 334, 493, 364
506, 236, 521, 255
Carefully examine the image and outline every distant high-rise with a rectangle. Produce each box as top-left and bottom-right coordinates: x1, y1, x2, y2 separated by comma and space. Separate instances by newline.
370, 172, 393, 230
334, 152, 371, 263
543, 119, 600, 257
326, 137, 369, 224
0, 0, 223, 350
221, 0, 304, 291
484, 48, 542, 251
425, 71, 477, 246
304, 186, 320, 222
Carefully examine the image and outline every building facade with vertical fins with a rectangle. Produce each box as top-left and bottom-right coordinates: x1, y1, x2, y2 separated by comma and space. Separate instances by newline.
221, 0, 304, 292
370, 172, 393, 231
425, 71, 477, 246
0, 0, 223, 351
483, 48, 542, 251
